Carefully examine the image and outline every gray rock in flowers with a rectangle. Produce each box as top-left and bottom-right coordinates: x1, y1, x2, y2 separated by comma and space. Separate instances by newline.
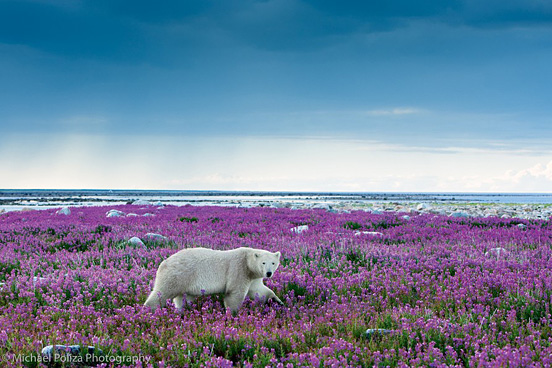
354, 231, 383, 237
41, 344, 103, 360
128, 236, 146, 248
312, 203, 332, 211
417, 203, 430, 211
33, 276, 47, 286
56, 207, 71, 215
485, 247, 508, 258
145, 233, 167, 241
450, 211, 470, 218
291, 225, 309, 234
106, 209, 125, 218
365, 329, 393, 339
132, 199, 152, 205
517, 223, 527, 230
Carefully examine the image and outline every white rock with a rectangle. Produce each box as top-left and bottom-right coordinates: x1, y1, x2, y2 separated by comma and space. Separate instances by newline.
485, 247, 508, 258
312, 203, 332, 211
145, 233, 167, 241
128, 237, 145, 248
450, 211, 470, 218
417, 203, 431, 211
106, 209, 125, 218
56, 207, 71, 215
401, 215, 411, 220
132, 199, 152, 205
33, 276, 47, 286
517, 223, 527, 229
365, 328, 393, 338
143, 213, 155, 217
126, 213, 139, 217
291, 225, 309, 234
354, 231, 384, 236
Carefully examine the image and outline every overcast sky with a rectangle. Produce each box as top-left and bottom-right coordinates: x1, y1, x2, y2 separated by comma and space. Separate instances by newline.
1, 0, 552, 192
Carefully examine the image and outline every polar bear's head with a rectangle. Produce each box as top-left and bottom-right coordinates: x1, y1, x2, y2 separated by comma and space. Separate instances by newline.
247, 250, 281, 279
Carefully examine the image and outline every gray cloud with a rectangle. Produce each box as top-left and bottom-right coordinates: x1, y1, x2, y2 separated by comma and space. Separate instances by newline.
1, 0, 551, 62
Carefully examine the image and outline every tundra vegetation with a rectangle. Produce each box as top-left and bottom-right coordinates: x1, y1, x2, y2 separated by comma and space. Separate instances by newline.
0, 204, 551, 367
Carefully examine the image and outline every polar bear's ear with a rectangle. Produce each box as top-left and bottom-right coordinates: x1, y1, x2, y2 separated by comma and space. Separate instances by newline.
275, 251, 281, 258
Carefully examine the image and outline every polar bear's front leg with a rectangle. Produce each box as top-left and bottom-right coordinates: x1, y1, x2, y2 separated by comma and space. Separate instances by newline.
224, 287, 248, 313
173, 295, 184, 310
247, 279, 284, 305
173, 294, 196, 311
185, 294, 197, 304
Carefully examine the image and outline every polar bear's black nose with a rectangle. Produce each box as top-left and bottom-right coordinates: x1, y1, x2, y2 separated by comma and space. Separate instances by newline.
266, 271, 272, 278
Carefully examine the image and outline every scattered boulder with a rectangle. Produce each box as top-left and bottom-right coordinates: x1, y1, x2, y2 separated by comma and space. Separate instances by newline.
143, 213, 155, 217
312, 203, 332, 211
126, 213, 139, 217
41, 345, 103, 361
354, 231, 384, 237
291, 225, 309, 234
128, 237, 146, 248
365, 329, 393, 339
33, 276, 47, 287
417, 203, 430, 211
485, 247, 508, 258
401, 215, 411, 220
56, 207, 71, 215
450, 211, 470, 218
106, 209, 125, 218
145, 233, 167, 241
132, 199, 152, 205
517, 223, 527, 230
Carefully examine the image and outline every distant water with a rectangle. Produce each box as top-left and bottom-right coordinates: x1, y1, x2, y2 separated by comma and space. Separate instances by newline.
1, 190, 551, 212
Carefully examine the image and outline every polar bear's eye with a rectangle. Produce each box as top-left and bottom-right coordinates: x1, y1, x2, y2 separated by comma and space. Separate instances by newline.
262, 262, 266, 265
272, 263, 275, 265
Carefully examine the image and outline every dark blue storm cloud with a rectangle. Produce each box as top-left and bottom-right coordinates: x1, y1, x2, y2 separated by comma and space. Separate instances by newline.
1, 0, 550, 58
0, 0, 551, 149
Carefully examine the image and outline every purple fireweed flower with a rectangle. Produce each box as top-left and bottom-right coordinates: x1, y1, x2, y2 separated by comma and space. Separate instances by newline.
1, 204, 552, 366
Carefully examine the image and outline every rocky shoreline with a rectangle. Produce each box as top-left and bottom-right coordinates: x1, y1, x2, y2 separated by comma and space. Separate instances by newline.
1, 197, 551, 220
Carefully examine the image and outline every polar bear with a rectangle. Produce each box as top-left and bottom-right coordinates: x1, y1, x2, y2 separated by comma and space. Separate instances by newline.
144, 247, 283, 313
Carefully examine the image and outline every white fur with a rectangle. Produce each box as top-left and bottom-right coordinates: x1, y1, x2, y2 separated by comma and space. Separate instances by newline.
144, 247, 282, 312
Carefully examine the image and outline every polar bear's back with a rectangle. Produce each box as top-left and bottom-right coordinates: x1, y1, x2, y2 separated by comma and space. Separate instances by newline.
156, 247, 248, 296
165, 247, 245, 265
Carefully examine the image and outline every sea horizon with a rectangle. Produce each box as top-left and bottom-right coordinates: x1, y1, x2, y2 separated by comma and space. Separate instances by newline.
2, 189, 552, 212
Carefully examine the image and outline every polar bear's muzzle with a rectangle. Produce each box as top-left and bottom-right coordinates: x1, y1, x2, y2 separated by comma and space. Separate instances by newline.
266, 271, 273, 278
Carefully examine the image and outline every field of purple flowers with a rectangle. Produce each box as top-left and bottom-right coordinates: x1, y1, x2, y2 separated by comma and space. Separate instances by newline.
0, 204, 551, 367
